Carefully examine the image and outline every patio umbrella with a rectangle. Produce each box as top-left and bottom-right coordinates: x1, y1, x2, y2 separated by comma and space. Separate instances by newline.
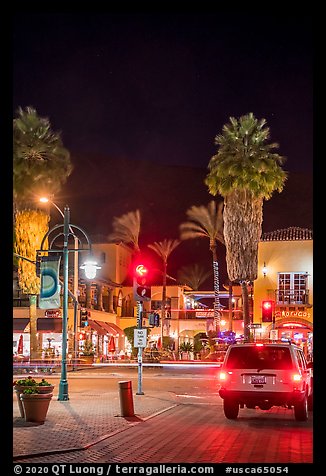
17, 334, 23, 354
108, 335, 116, 352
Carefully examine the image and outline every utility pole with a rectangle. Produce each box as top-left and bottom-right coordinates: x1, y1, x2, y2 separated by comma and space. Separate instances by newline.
136, 300, 144, 395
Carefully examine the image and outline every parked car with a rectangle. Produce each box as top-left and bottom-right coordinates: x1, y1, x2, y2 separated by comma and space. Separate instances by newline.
218, 342, 313, 421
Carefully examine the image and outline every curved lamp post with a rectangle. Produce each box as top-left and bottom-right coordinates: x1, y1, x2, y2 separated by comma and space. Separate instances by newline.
38, 205, 100, 401
39, 197, 79, 300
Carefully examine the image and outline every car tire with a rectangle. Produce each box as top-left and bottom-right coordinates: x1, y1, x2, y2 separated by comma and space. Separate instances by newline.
294, 395, 308, 421
223, 398, 239, 419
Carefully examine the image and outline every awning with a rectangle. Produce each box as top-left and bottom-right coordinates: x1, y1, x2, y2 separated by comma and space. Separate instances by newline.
87, 319, 107, 335
94, 320, 124, 337
13, 318, 30, 332
37, 318, 62, 332
13, 317, 29, 332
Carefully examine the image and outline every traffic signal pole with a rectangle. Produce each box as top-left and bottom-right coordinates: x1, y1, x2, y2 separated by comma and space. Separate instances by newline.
136, 300, 144, 395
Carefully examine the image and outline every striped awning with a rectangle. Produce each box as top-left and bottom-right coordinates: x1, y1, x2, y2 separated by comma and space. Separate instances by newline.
87, 319, 107, 335
94, 320, 124, 337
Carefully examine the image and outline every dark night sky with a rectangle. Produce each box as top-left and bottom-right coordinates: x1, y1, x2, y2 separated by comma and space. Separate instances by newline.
13, 13, 312, 171
12, 12, 313, 287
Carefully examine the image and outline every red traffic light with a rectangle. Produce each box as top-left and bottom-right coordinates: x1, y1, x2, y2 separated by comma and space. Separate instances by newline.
261, 300, 274, 322
133, 263, 151, 301
135, 264, 148, 276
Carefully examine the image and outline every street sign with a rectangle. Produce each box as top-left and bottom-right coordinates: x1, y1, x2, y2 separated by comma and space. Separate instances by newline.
247, 323, 262, 329
134, 329, 147, 348
270, 329, 278, 341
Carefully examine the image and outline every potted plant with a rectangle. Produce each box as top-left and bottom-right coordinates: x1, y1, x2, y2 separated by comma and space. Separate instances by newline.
179, 342, 194, 360
13, 377, 54, 418
80, 339, 95, 365
20, 387, 53, 423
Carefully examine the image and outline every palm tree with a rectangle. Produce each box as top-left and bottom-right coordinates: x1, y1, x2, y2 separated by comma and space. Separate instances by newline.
107, 210, 142, 322
108, 209, 141, 255
13, 106, 72, 359
179, 201, 224, 335
178, 264, 212, 291
205, 113, 287, 340
13, 106, 72, 208
147, 239, 180, 342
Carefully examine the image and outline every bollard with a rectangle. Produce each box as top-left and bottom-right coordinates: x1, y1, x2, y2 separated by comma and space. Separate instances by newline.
118, 380, 135, 417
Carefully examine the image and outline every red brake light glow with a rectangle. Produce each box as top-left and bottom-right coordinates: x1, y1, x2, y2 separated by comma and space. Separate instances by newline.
219, 371, 228, 381
292, 373, 302, 382
255, 343, 264, 347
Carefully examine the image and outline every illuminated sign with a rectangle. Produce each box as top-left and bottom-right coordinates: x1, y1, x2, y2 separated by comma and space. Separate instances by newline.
275, 310, 311, 319
196, 311, 214, 318
45, 309, 62, 318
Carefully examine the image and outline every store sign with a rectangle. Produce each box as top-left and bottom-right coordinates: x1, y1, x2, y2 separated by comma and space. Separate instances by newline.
45, 310, 62, 318
275, 310, 311, 319
196, 311, 214, 318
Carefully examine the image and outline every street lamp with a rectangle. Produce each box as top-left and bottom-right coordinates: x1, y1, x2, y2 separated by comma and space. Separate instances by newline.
38, 205, 100, 401
39, 197, 79, 299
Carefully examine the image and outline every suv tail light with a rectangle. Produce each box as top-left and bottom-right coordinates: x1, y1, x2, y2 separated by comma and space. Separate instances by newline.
219, 371, 229, 381
292, 373, 302, 382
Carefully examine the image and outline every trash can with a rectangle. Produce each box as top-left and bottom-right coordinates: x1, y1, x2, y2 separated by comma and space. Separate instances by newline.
118, 380, 135, 417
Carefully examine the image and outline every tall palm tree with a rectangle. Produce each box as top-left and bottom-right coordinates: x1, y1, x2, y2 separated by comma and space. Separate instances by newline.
178, 264, 212, 291
14, 210, 49, 359
108, 209, 141, 255
13, 106, 72, 208
13, 106, 72, 359
205, 113, 287, 340
179, 201, 224, 335
148, 239, 180, 341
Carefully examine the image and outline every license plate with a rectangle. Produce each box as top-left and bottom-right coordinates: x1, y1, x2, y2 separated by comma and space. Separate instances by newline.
251, 375, 266, 384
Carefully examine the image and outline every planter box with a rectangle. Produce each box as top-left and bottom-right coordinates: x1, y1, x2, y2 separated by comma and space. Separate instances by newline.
80, 355, 94, 365
20, 392, 53, 423
14, 385, 54, 418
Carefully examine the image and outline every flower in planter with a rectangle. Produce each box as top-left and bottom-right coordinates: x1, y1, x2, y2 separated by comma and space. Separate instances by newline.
13, 377, 37, 387
13, 377, 52, 387
22, 387, 40, 394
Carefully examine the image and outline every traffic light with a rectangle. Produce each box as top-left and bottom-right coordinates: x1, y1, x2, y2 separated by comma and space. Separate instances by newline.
148, 313, 155, 326
148, 312, 160, 327
133, 264, 151, 301
262, 300, 274, 322
154, 312, 160, 327
80, 308, 88, 327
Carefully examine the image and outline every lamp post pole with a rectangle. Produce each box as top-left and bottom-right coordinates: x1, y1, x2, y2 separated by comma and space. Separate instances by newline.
58, 206, 70, 400
40, 197, 79, 365
38, 205, 100, 401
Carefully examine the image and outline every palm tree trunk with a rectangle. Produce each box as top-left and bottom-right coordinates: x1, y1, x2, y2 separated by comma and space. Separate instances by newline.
161, 262, 167, 343
29, 295, 39, 360
228, 282, 233, 332
211, 245, 221, 337
241, 281, 251, 341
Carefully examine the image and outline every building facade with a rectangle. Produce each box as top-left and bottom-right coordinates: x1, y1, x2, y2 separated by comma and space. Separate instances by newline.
13, 227, 313, 359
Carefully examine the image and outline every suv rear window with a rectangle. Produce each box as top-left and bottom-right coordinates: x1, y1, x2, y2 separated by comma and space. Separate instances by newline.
225, 346, 293, 370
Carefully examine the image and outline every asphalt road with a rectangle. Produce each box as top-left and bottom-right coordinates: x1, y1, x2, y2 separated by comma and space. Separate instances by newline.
14, 364, 314, 465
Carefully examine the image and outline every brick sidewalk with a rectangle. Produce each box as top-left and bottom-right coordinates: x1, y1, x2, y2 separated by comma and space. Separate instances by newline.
13, 387, 178, 459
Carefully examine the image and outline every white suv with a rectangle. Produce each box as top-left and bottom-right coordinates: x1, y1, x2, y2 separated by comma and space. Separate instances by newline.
218, 342, 313, 421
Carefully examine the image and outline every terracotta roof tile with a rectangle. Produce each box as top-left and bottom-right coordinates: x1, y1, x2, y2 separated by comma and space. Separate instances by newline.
261, 227, 313, 241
